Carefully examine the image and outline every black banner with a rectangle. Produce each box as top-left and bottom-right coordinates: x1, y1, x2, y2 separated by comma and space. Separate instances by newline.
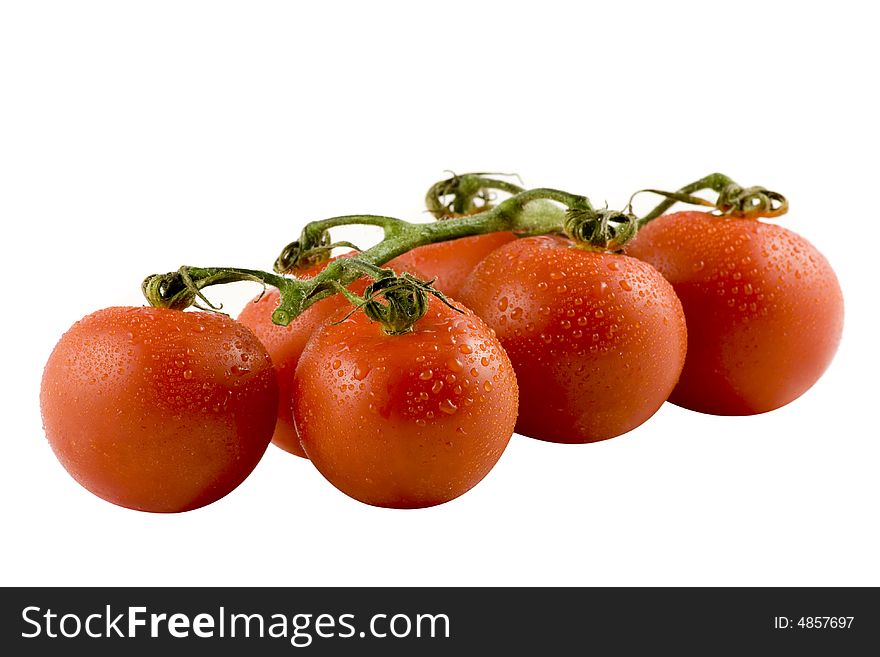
1, 587, 876, 654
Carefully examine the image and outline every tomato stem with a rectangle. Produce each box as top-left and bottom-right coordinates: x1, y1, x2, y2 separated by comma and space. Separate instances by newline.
635, 173, 788, 225
143, 186, 606, 326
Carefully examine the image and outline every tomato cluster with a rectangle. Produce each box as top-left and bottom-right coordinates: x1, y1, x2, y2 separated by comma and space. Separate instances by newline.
40, 177, 843, 512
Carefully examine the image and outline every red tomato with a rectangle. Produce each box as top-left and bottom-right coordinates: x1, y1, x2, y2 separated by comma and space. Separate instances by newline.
40, 307, 278, 512
386, 232, 516, 296
626, 211, 844, 414
292, 297, 518, 508
238, 288, 347, 457
237, 255, 365, 457
458, 235, 687, 443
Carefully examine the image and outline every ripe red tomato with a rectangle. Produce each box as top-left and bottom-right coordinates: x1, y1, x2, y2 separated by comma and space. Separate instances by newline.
386, 232, 516, 296
237, 256, 365, 458
40, 307, 278, 512
626, 211, 844, 414
292, 297, 518, 508
458, 235, 687, 443
238, 288, 347, 457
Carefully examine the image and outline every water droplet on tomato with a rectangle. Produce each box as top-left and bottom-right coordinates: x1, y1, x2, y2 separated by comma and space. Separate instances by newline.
439, 399, 458, 415
419, 369, 433, 380
497, 296, 509, 312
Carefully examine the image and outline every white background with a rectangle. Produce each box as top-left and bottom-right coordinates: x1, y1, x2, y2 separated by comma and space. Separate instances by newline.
2, 1, 878, 586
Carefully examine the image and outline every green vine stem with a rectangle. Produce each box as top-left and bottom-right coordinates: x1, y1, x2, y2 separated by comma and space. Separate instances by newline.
144, 172, 775, 328
144, 185, 639, 326
636, 172, 788, 227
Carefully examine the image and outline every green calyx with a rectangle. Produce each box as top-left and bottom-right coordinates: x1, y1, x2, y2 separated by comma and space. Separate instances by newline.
425, 172, 525, 219
358, 273, 461, 335
635, 173, 789, 226
715, 183, 788, 219
564, 207, 638, 252
274, 230, 361, 275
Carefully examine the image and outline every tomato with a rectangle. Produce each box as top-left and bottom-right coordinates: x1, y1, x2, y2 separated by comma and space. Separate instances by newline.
292, 297, 518, 508
458, 235, 687, 443
238, 288, 347, 457
625, 211, 844, 414
386, 232, 516, 296
237, 255, 366, 457
40, 307, 278, 512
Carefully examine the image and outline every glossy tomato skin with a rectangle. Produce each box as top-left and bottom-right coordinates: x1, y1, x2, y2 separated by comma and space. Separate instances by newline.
40, 307, 278, 512
237, 255, 364, 457
292, 299, 518, 509
386, 232, 516, 296
458, 236, 687, 443
626, 211, 844, 415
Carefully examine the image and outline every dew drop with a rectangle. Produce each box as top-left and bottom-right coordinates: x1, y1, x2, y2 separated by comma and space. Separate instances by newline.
419, 369, 433, 380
